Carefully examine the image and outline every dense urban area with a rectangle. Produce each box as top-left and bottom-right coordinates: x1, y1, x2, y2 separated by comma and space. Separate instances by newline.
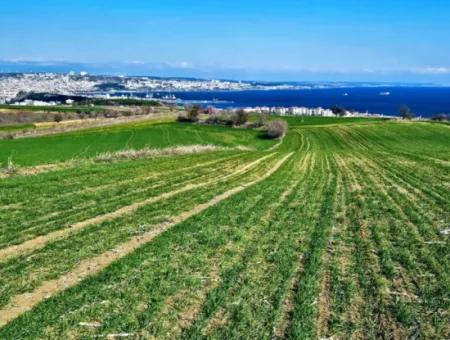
0, 72, 305, 104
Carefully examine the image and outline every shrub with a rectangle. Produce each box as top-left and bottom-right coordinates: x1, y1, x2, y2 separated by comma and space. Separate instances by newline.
266, 119, 288, 139
256, 111, 269, 127
399, 105, 414, 120
233, 109, 249, 126
53, 113, 63, 123
187, 104, 202, 121
205, 114, 221, 125
178, 104, 202, 122
205, 112, 234, 126
177, 114, 194, 122
331, 105, 347, 117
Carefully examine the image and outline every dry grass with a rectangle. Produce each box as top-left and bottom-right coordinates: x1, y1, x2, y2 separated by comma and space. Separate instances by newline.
94, 145, 248, 163
0, 144, 252, 179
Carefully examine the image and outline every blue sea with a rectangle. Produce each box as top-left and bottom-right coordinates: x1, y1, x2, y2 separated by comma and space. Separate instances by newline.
142, 87, 450, 117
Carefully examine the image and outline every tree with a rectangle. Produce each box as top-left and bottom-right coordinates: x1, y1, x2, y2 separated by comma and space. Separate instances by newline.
399, 105, 414, 120
256, 111, 269, 127
331, 105, 347, 117
266, 119, 288, 139
53, 113, 63, 123
178, 104, 202, 123
233, 109, 249, 126
186, 104, 202, 121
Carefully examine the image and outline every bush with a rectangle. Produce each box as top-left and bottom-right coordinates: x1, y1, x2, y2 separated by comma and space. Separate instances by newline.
178, 104, 202, 122
331, 105, 347, 117
233, 109, 249, 126
53, 113, 63, 123
205, 112, 234, 126
266, 119, 288, 139
399, 105, 414, 120
256, 111, 269, 127
187, 104, 202, 121
205, 114, 222, 125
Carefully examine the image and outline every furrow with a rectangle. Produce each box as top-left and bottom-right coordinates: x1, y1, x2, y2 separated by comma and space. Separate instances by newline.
0, 153, 293, 328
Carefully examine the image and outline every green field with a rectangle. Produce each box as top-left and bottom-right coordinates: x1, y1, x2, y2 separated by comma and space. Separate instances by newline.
0, 104, 105, 113
0, 120, 274, 166
0, 116, 448, 339
0, 123, 35, 132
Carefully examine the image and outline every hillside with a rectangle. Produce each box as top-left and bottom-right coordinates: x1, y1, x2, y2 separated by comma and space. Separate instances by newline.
0, 117, 448, 339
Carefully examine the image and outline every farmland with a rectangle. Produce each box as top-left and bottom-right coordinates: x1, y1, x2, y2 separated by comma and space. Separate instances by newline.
0, 116, 449, 339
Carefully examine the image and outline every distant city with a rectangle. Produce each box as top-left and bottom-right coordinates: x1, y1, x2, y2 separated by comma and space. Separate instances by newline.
0, 72, 299, 104
2, 72, 450, 118
0, 72, 438, 105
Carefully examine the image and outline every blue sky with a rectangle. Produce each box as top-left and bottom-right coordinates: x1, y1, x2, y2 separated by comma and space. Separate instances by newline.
1, 0, 450, 82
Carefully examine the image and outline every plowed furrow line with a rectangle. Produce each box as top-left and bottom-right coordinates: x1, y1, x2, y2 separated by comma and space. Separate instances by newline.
273, 155, 326, 337
0, 151, 244, 212
0, 155, 249, 238
342, 156, 401, 338
2, 152, 244, 212
1, 167, 246, 249
286, 155, 338, 339
329, 155, 364, 338
356, 155, 449, 244
349, 156, 448, 337
183, 154, 316, 339
347, 157, 418, 337
0, 153, 276, 261
0, 153, 293, 328
0, 153, 250, 229
0, 161, 286, 311
369, 153, 450, 206
366, 155, 446, 210
351, 158, 447, 278
149, 157, 303, 338
316, 159, 345, 338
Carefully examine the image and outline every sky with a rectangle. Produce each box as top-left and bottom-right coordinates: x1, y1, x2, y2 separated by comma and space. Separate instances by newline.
1, 0, 450, 83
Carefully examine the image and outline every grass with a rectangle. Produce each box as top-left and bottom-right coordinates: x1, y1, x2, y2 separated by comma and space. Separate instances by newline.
0, 104, 105, 113
0, 123, 35, 132
0, 115, 448, 339
0, 119, 275, 166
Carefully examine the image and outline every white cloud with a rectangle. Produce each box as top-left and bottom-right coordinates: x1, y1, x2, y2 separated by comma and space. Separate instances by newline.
125, 60, 146, 65
409, 67, 450, 75
172, 61, 191, 69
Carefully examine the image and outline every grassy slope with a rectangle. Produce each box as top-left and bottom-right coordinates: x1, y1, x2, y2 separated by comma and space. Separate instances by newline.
0, 104, 104, 113
0, 124, 35, 132
0, 116, 448, 338
0, 120, 275, 166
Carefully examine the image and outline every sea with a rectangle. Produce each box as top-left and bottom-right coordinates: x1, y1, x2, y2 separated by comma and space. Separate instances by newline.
124, 86, 450, 118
